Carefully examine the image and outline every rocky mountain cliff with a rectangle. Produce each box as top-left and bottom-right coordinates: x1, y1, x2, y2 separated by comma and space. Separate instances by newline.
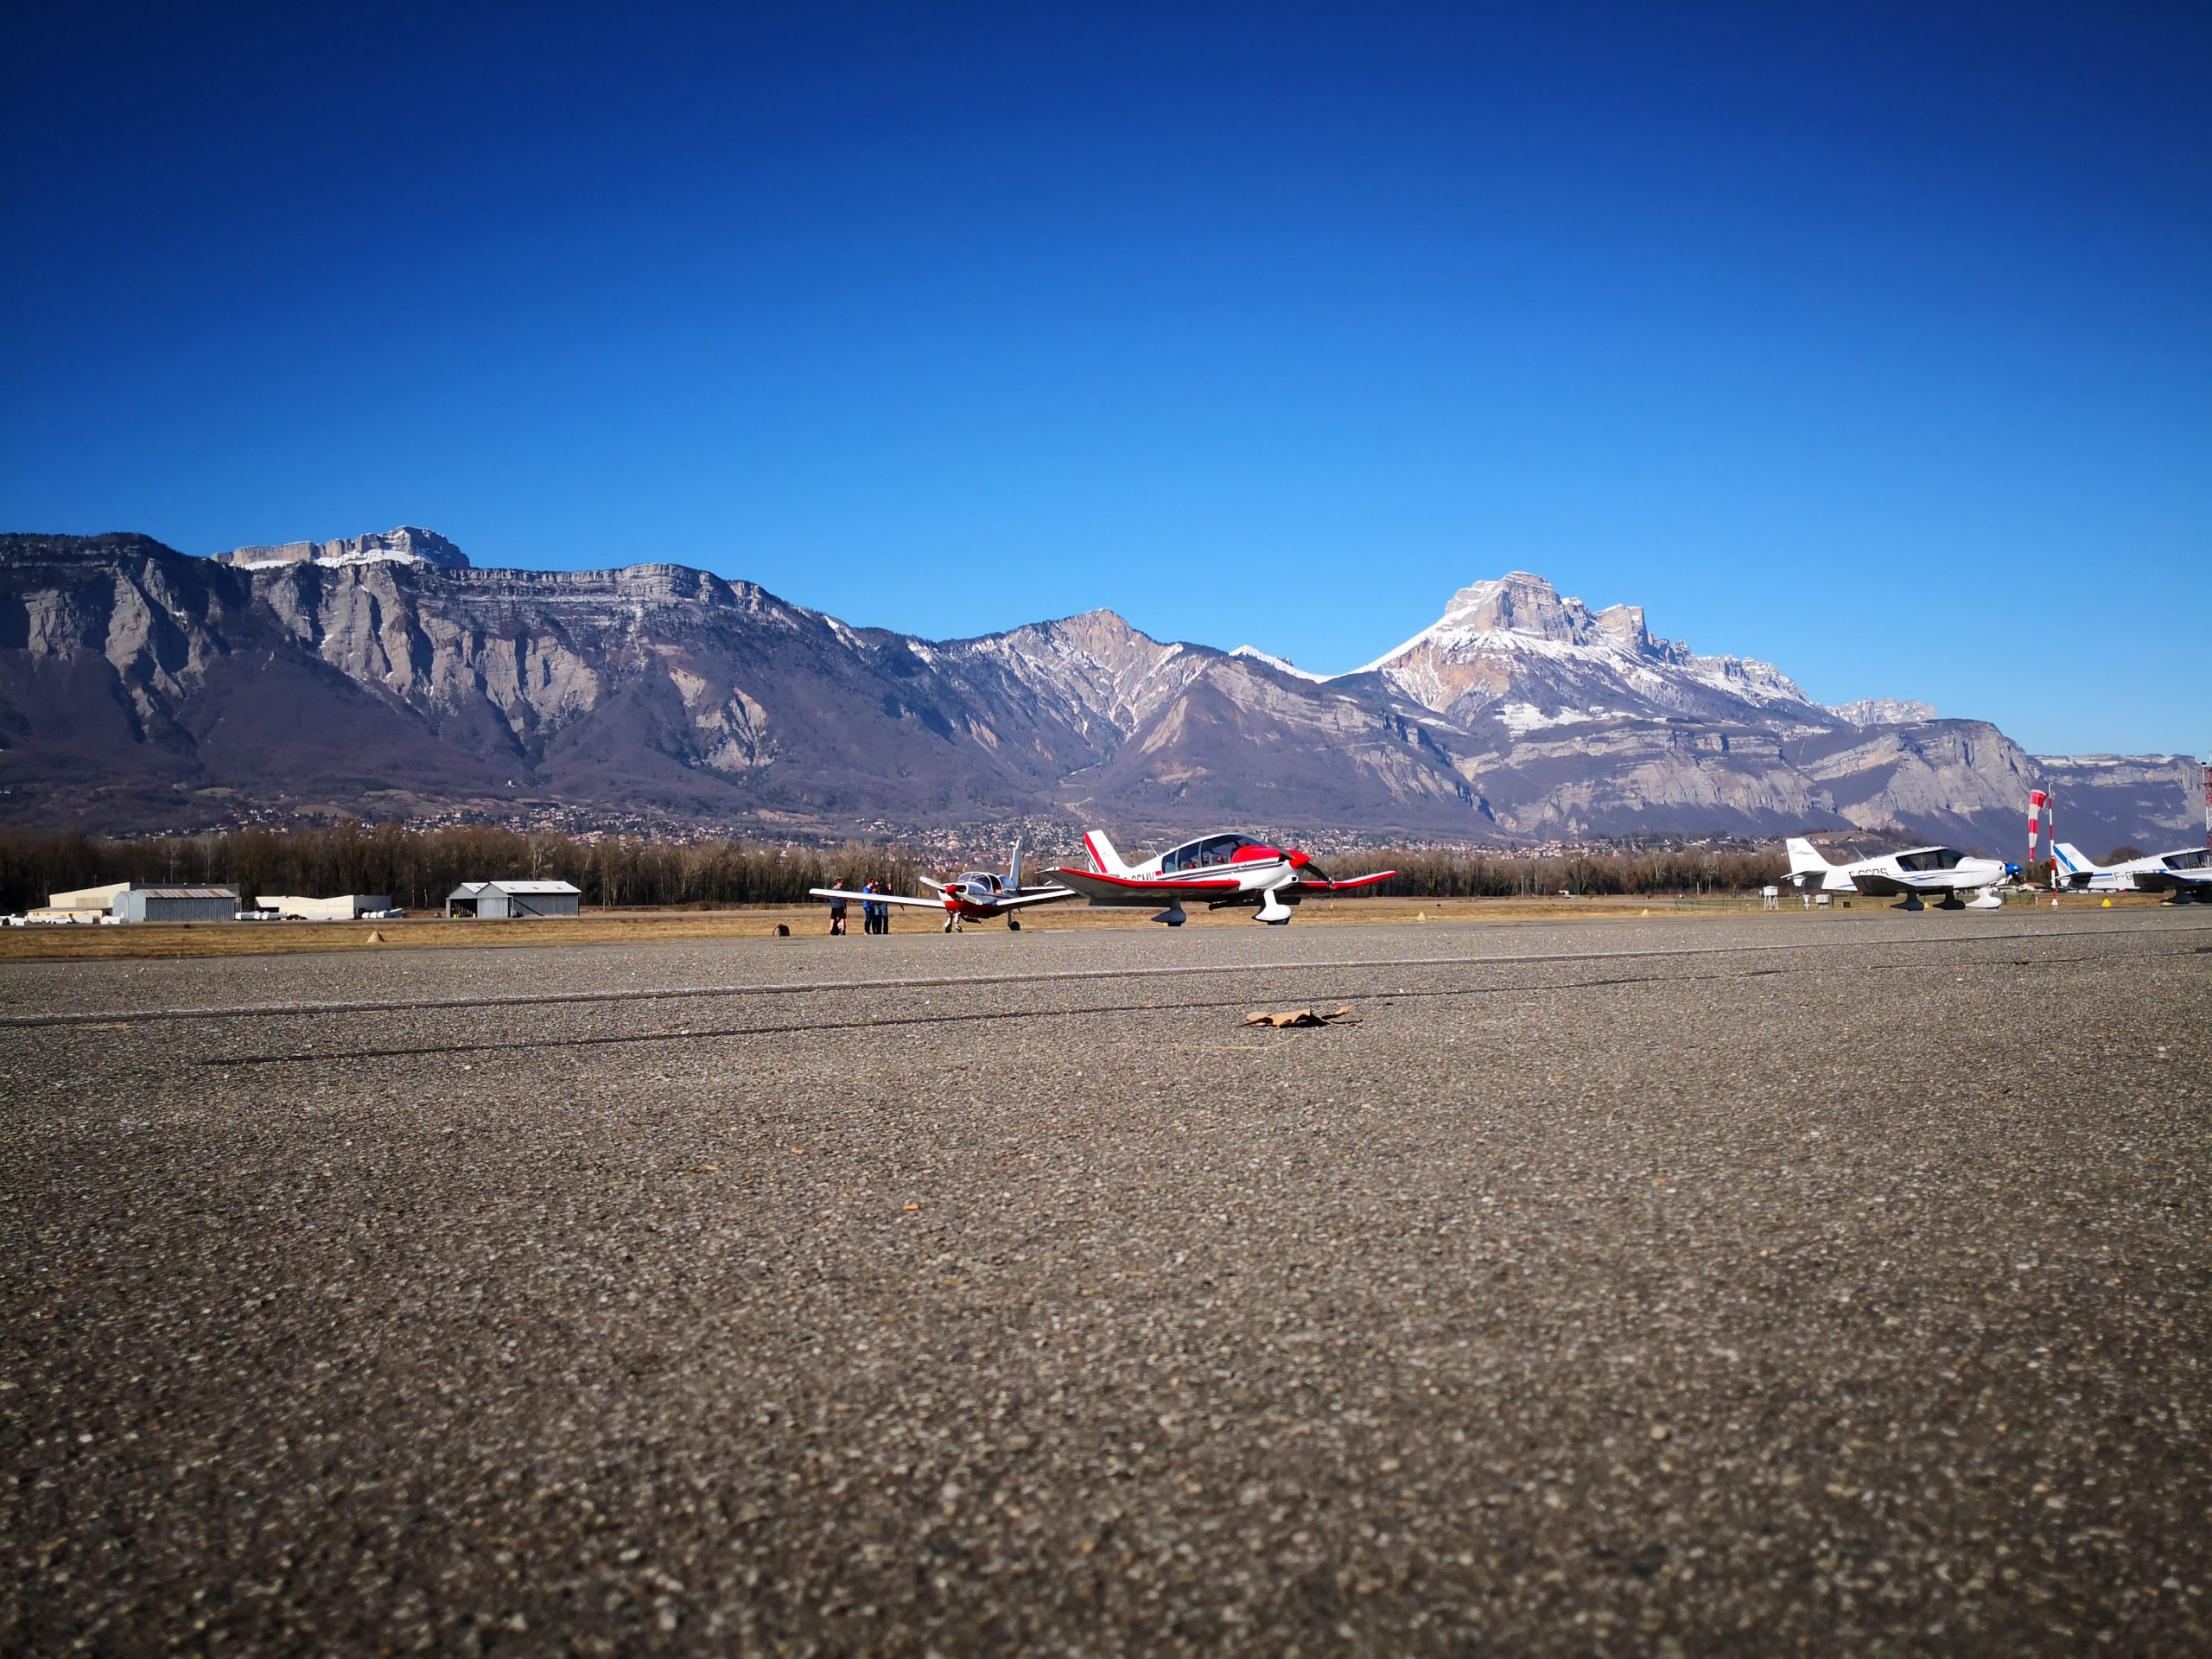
0, 531, 2194, 855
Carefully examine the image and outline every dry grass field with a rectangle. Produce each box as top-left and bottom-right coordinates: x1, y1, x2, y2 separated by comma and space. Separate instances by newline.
0, 888, 2168, 962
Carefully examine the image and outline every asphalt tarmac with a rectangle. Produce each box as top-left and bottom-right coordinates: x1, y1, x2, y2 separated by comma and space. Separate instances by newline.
6, 909, 2209, 1655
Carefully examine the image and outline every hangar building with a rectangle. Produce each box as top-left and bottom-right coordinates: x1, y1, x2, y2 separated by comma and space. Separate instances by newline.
48, 881, 133, 914
446, 880, 582, 918
112, 886, 240, 923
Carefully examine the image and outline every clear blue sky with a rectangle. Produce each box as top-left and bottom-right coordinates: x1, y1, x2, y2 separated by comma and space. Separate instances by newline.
4, 2, 2205, 755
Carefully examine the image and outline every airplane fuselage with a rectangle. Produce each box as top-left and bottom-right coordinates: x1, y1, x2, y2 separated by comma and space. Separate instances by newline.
1050, 830, 1396, 925
2055, 845, 2212, 895
1785, 841, 2012, 904
1071, 832, 1312, 908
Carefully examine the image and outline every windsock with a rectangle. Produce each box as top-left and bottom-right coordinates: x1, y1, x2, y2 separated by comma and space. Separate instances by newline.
2028, 789, 2048, 868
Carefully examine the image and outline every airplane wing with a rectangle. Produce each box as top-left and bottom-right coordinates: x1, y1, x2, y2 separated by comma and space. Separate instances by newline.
807, 887, 956, 910
1287, 870, 1397, 894
995, 887, 1079, 908
1047, 867, 1242, 904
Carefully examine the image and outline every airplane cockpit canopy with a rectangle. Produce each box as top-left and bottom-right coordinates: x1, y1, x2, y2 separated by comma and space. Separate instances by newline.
959, 872, 1003, 892
1159, 832, 1272, 874
1894, 848, 1967, 872
2164, 849, 2211, 870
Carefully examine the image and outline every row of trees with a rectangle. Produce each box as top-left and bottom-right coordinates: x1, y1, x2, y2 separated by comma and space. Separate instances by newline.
0, 823, 1789, 913
1322, 844, 1786, 897
0, 823, 918, 913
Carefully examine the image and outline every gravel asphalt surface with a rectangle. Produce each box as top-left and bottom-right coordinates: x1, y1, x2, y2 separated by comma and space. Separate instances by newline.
6, 909, 2209, 1655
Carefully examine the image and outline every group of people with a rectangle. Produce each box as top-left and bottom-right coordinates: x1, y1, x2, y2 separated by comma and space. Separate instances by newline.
825, 879, 893, 936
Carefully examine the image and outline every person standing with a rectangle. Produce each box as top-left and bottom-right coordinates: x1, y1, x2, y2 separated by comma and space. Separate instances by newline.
827, 880, 848, 936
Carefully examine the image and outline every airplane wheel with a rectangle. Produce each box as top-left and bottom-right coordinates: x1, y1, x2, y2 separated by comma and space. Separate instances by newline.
1166, 916, 1185, 927
943, 918, 954, 933
1007, 917, 1020, 931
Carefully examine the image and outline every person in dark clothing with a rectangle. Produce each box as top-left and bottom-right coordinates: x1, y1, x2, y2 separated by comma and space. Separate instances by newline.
861, 880, 884, 935
827, 880, 848, 936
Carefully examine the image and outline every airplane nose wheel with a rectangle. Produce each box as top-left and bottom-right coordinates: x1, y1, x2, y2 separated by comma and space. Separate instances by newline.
1007, 916, 1020, 931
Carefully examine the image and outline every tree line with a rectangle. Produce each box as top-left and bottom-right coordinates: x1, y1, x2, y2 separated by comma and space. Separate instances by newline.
1320, 844, 1786, 897
0, 823, 919, 913
3, 822, 1794, 912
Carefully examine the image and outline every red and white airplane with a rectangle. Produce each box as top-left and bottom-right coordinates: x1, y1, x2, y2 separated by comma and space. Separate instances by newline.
1049, 830, 1395, 926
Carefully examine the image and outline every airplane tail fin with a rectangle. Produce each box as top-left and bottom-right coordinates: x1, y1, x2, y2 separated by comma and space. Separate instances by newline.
1008, 838, 1023, 890
2052, 842, 2101, 876
1082, 830, 1131, 877
1785, 836, 1831, 876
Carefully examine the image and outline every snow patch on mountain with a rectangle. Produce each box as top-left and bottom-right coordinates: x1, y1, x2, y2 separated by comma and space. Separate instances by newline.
215, 526, 471, 572
1827, 697, 1937, 727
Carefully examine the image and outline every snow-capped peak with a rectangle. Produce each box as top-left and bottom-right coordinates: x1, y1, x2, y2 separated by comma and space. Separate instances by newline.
1230, 645, 1326, 683
1351, 570, 1817, 725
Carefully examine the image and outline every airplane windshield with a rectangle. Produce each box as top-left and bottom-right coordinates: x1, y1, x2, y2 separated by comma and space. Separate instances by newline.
2165, 849, 2211, 870
1160, 833, 1261, 874
1895, 849, 1965, 872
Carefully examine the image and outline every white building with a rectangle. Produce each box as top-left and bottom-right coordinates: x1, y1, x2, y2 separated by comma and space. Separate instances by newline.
259, 894, 393, 922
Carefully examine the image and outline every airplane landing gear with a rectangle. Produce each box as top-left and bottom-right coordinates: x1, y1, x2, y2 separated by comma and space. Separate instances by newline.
1897, 895, 1925, 912
1256, 893, 1294, 925
1007, 915, 1021, 931
1152, 904, 1187, 927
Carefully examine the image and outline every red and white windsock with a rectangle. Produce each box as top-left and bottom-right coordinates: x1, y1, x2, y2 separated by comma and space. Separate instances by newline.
2028, 789, 2049, 868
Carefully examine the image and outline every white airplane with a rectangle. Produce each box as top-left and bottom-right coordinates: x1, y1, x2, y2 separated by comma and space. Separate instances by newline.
2053, 842, 2212, 901
1783, 837, 2017, 910
810, 842, 1076, 931
1048, 830, 1395, 926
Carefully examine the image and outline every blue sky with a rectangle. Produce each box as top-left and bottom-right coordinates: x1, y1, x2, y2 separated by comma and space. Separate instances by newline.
4, 3, 2206, 755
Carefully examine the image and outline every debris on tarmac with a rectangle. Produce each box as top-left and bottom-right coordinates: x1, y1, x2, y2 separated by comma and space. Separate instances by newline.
1242, 1004, 1353, 1027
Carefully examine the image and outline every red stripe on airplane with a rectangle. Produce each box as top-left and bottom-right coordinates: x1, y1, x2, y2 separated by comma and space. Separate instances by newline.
1058, 869, 1242, 891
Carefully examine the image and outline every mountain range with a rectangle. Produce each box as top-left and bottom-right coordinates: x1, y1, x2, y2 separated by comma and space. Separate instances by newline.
0, 529, 2194, 855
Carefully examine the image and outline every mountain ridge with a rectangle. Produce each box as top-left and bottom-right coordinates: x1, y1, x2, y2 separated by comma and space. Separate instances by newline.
0, 529, 2194, 855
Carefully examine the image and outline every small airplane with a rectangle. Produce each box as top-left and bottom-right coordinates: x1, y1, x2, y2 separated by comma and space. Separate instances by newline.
809, 843, 1077, 931
1048, 830, 1395, 925
2053, 842, 2212, 901
1783, 836, 2016, 910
